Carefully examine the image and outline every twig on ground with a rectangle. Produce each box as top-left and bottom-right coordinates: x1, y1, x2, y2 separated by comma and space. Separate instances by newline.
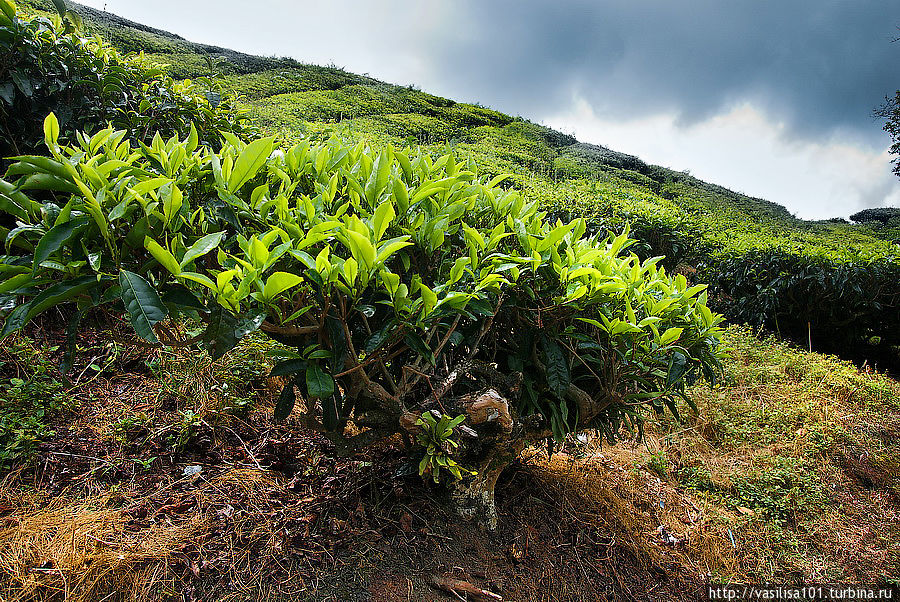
203, 420, 266, 471
427, 575, 503, 601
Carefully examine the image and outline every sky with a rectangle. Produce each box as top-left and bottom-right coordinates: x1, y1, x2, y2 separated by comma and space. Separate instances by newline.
75, 0, 900, 219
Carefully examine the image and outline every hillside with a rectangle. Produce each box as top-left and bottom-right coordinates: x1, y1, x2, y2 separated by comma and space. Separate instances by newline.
19, 0, 896, 243
1, 3, 900, 601
20, 0, 900, 371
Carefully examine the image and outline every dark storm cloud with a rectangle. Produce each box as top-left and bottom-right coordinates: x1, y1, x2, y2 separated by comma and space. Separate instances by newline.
421, 0, 900, 146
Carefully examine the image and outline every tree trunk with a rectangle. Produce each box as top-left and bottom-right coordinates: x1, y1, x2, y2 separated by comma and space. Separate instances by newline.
449, 389, 523, 531
451, 434, 523, 530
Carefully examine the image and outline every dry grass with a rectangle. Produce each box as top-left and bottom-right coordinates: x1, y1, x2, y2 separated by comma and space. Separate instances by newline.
523, 447, 741, 580
560, 326, 900, 583
0, 495, 200, 601
0, 467, 282, 602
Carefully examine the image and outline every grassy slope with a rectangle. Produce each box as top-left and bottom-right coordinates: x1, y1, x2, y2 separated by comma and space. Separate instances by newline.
2, 2, 899, 598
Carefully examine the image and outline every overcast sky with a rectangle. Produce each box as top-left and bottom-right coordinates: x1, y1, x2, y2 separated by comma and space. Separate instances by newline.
76, 0, 900, 219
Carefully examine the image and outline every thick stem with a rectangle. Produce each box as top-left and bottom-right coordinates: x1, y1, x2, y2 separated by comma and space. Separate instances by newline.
448, 388, 522, 530
451, 437, 523, 530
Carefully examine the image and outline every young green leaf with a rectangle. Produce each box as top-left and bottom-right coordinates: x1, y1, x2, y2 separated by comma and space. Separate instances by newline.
43, 113, 60, 150
262, 272, 304, 301
659, 327, 684, 346
180, 231, 225, 268
345, 230, 376, 271
372, 200, 396, 241
144, 237, 181, 275
228, 136, 275, 192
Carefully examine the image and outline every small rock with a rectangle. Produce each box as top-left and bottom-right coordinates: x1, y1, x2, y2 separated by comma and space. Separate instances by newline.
182, 465, 202, 477
656, 525, 686, 548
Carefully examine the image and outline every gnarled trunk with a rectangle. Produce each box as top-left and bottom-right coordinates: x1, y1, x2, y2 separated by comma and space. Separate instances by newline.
451, 433, 524, 530
406, 388, 525, 530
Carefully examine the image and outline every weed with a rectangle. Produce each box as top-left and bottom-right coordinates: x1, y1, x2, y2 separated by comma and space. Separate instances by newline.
645, 450, 669, 479
726, 457, 826, 525
111, 412, 153, 443
132, 456, 157, 472
415, 412, 473, 483
170, 410, 202, 451
0, 338, 72, 466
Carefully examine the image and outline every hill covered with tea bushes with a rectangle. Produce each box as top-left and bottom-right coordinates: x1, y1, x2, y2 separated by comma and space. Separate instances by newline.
2, 3, 900, 599
15, 0, 900, 367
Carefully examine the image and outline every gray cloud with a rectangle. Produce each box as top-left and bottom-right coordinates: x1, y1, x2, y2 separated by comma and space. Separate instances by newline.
420, 0, 900, 148
79, 0, 900, 216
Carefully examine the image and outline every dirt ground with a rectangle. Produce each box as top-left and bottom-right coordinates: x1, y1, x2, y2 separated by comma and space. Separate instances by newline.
2, 326, 898, 601
0, 369, 706, 601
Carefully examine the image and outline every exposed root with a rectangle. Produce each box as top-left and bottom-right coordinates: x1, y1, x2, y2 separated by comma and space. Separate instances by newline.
428, 574, 503, 601
450, 389, 522, 530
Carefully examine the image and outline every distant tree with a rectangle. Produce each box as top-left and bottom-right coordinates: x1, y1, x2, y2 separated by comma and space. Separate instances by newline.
876, 90, 900, 178
849, 207, 900, 224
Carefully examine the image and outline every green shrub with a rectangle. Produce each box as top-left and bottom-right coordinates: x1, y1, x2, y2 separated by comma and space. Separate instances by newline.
707, 249, 900, 356
0, 0, 248, 160
536, 178, 900, 360
0, 116, 724, 526
849, 207, 900, 225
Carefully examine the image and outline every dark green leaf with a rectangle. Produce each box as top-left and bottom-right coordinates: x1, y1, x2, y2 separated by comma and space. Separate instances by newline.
541, 335, 570, 399
664, 397, 682, 423
666, 350, 689, 388
0, 303, 30, 340
50, 0, 67, 17
274, 378, 297, 422
161, 285, 206, 312
305, 363, 335, 399
33, 216, 89, 272
322, 392, 342, 431
202, 307, 265, 360
404, 332, 435, 366
60, 308, 84, 377
119, 270, 168, 343
364, 321, 394, 353
325, 314, 347, 373
0, 83, 14, 105
466, 297, 494, 317
25, 275, 102, 324
270, 358, 307, 377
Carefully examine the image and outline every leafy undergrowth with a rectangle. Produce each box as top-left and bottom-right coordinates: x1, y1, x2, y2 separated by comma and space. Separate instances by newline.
0, 325, 898, 601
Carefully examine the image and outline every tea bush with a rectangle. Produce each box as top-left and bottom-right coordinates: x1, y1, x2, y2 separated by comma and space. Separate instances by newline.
0, 115, 724, 526
0, 0, 248, 160
537, 178, 900, 360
